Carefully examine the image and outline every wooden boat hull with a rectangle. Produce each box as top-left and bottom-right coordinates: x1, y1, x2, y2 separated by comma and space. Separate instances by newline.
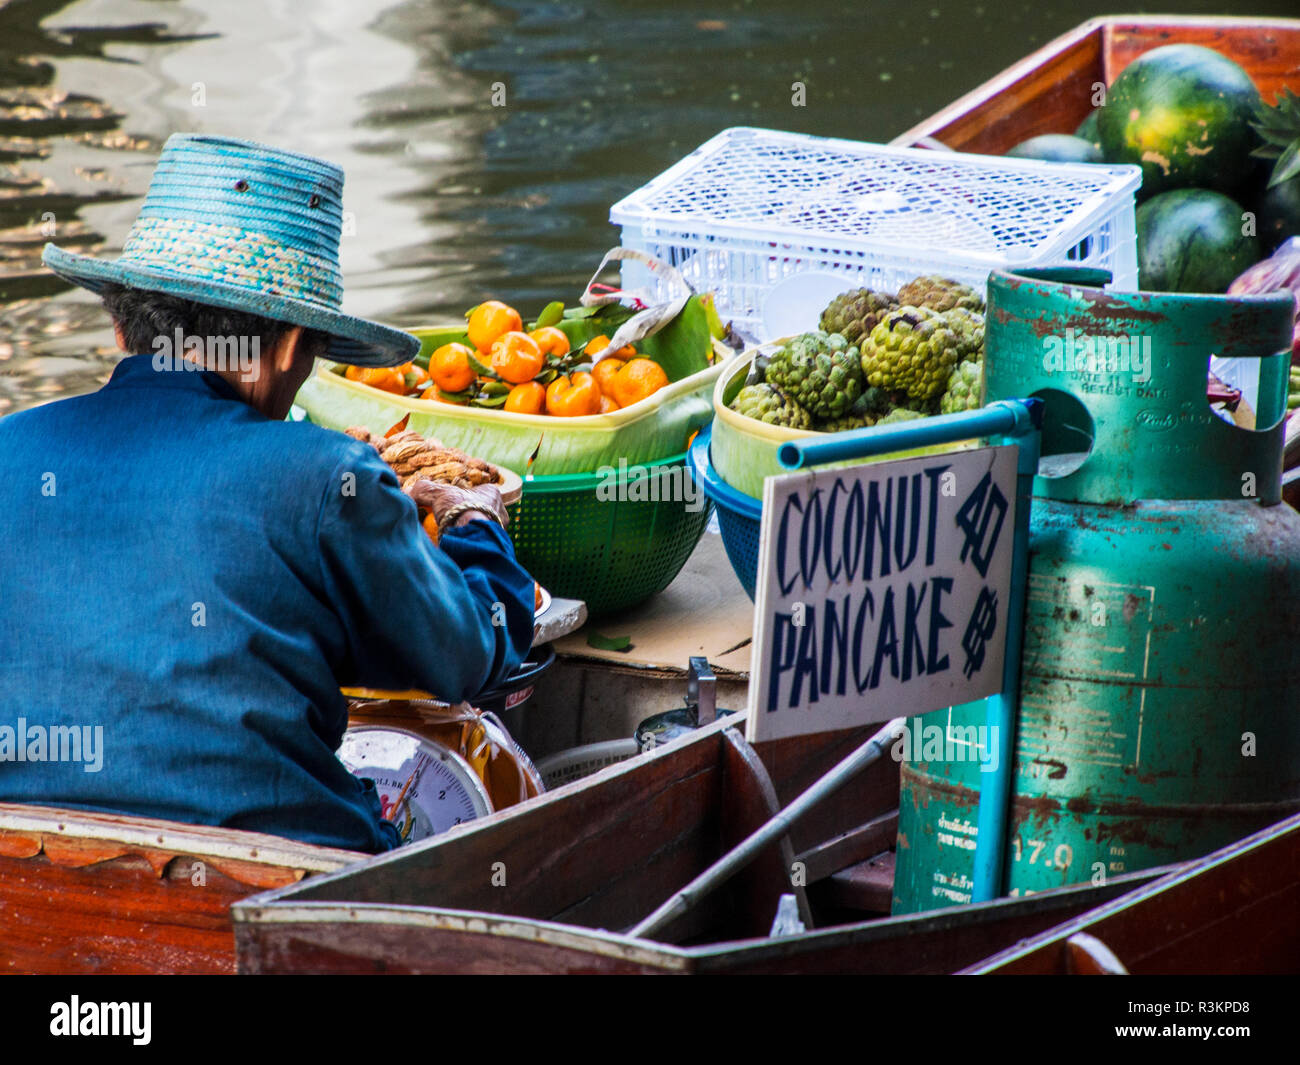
233, 717, 1175, 974
893, 16, 1300, 154
0, 804, 359, 974
235, 869, 1170, 975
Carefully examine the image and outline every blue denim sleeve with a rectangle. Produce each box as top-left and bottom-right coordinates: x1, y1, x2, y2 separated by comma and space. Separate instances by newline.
316, 443, 535, 701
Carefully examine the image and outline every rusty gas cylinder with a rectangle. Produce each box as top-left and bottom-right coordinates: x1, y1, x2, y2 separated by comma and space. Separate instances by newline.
893, 268, 1300, 913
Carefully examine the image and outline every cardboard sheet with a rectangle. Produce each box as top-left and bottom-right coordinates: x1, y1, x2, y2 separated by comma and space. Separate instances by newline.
551, 530, 754, 677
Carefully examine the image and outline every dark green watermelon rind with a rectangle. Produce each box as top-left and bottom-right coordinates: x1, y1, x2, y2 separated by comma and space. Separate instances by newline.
1137, 189, 1260, 293
1098, 44, 1262, 198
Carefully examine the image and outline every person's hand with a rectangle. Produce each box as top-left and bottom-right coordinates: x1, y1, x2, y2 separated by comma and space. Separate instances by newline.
404, 479, 509, 531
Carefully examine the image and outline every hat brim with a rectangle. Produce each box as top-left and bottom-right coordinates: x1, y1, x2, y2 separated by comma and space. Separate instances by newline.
43, 244, 418, 368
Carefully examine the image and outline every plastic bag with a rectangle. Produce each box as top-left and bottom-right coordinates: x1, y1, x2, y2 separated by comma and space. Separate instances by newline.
1228, 237, 1300, 360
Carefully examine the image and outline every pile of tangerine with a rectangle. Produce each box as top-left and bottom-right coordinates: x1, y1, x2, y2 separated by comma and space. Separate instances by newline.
426, 301, 671, 417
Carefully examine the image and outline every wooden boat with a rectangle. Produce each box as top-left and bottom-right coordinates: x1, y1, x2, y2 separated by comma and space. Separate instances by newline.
964, 808, 1300, 975
233, 716, 1177, 974
0, 804, 360, 974
893, 15, 1300, 154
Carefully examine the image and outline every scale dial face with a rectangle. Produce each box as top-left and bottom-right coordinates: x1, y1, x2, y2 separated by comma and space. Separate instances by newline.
339, 727, 492, 844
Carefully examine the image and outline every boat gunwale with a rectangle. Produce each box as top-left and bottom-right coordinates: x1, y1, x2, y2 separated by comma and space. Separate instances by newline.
960, 807, 1300, 974
232, 713, 746, 908
891, 14, 1300, 151
230, 863, 1178, 969
0, 802, 362, 873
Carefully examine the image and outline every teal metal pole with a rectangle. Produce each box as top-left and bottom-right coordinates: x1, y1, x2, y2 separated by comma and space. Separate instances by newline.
972, 403, 1040, 902
778, 403, 1023, 469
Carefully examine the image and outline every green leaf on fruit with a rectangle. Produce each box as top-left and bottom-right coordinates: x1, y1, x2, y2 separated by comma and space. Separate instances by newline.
1269, 141, 1300, 189
533, 301, 565, 329
587, 631, 633, 652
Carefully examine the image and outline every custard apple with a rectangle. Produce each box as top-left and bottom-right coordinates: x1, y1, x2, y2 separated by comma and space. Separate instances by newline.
860, 306, 983, 403
729, 382, 814, 429
897, 276, 985, 314
817, 412, 875, 433
875, 407, 928, 426
816, 392, 879, 433
820, 288, 899, 345
939, 359, 983, 414
765, 330, 863, 419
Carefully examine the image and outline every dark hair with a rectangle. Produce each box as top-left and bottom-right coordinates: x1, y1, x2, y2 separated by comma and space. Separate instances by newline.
99, 282, 330, 359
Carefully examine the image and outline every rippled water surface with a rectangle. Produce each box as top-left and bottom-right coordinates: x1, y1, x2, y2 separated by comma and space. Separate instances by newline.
0, 0, 1293, 412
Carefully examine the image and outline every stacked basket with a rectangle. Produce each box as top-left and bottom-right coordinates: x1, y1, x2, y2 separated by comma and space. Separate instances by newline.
621, 130, 1144, 598
297, 324, 733, 617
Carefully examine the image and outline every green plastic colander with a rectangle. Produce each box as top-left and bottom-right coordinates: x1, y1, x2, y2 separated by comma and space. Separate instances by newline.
506, 450, 711, 619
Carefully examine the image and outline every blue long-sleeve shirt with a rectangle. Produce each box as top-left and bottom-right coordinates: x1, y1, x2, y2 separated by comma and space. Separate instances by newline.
0, 354, 535, 852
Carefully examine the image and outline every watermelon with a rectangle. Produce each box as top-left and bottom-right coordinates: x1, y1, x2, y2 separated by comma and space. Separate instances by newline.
1075, 109, 1102, 148
1005, 134, 1103, 164
1098, 44, 1261, 196
1136, 188, 1259, 293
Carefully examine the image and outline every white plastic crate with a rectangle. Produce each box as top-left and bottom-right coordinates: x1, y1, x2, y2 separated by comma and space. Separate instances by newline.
609, 127, 1141, 338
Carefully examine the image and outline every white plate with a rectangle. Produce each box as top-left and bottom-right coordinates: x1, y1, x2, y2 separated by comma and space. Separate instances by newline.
761, 271, 862, 341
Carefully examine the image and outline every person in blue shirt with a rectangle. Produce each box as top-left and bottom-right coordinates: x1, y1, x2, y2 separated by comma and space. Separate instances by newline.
0, 134, 535, 852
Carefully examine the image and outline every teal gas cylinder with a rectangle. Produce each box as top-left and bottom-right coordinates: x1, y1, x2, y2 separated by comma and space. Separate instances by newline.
893, 269, 1300, 913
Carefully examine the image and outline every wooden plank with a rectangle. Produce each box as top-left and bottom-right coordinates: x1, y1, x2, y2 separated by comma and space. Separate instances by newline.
0, 803, 359, 874
236, 905, 691, 975
1105, 18, 1300, 99
819, 851, 895, 915
2, 850, 248, 974
709, 728, 812, 939
0, 804, 360, 974
965, 811, 1300, 975
891, 18, 1103, 152
797, 810, 898, 884
756, 722, 901, 858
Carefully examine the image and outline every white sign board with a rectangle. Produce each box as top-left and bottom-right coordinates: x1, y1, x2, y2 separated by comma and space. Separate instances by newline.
747, 445, 1019, 743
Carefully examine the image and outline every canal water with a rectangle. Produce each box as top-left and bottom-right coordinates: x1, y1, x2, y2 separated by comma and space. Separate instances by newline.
0, 0, 1292, 413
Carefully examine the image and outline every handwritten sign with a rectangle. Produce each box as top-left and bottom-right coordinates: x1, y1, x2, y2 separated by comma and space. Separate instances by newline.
747, 446, 1018, 742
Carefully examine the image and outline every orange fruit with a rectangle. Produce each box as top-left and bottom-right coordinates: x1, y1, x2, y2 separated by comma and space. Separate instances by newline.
467, 300, 523, 353
405, 364, 431, 394
584, 334, 637, 359
347, 365, 407, 394
428, 342, 476, 393
598, 394, 620, 414
490, 331, 545, 384
422, 512, 440, 544
545, 372, 602, 417
505, 381, 547, 415
610, 358, 669, 408
528, 326, 570, 358
591, 356, 625, 395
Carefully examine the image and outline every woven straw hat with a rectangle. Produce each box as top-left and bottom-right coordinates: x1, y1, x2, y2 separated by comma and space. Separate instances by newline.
42, 133, 418, 368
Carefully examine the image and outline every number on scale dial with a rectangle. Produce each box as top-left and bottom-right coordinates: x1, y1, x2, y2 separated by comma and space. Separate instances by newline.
339, 727, 492, 843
